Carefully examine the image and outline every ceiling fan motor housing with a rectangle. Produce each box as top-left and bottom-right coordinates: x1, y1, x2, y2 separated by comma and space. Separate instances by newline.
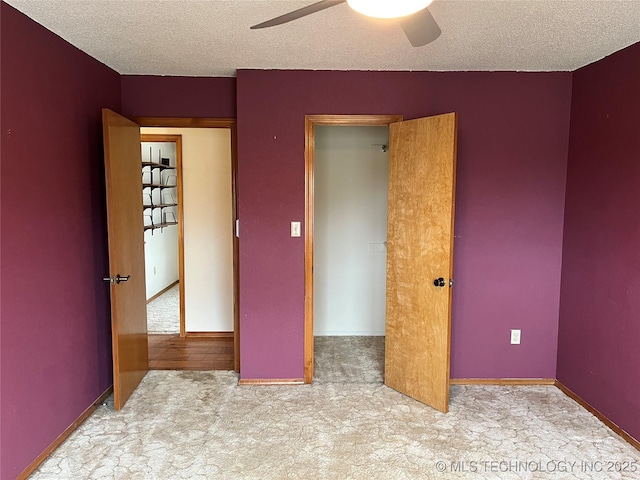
347, 0, 434, 19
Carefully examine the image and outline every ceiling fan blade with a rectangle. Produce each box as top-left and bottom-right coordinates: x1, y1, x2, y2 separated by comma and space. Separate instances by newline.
399, 8, 441, 47
251, 0, 346, 29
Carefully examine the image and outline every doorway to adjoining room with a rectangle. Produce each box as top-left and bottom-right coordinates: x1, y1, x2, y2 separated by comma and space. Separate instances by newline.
142, 135, 181, 335
140, 126, 236, 371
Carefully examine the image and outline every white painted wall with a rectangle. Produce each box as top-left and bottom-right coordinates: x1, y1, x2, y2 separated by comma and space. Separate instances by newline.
314, 126, 389, 336
142, 141, 179, 300
141, 127, 234, 332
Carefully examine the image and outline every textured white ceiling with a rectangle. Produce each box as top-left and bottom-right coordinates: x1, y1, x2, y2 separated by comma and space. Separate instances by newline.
5, 0, 640, 77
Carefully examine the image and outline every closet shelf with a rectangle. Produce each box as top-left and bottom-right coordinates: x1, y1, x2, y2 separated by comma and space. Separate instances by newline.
142, 161, 175, 170
144, 221, 178, 231
143, 183, 176, 189
143, 203, 178, 209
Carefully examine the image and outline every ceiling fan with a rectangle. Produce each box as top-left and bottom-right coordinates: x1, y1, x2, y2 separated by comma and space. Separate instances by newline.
250, 0, 441, 47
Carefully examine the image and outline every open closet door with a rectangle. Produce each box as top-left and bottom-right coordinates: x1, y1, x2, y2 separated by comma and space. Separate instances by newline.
102, 109, 148, 410
384, 113, 458, 413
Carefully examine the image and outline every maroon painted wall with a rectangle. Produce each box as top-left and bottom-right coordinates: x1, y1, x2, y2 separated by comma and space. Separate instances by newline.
2, 0, 636, 473
0, 4, 121, 477
236, 70, 573, 380
557, 43, 640, 442
121, 75, 236, 118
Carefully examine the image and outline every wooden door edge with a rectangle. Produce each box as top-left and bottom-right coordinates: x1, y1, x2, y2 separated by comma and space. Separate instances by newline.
444, 112, 459, 409
102, 109, 140, 410
101, 110, 120, 408
303, 114, 403, 384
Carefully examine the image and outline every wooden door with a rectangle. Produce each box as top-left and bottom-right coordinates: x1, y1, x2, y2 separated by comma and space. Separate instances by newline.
384, 113, 458, 413
102, 109, 148, 410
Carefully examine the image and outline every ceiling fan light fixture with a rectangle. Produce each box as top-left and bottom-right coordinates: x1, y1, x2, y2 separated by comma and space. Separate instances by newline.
346, 0, 434, 19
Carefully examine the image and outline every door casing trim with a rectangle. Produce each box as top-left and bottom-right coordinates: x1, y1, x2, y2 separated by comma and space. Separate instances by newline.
304, 114, 403, 383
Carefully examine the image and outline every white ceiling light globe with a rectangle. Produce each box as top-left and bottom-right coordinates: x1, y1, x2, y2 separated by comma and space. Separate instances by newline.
347, 0, 434, 19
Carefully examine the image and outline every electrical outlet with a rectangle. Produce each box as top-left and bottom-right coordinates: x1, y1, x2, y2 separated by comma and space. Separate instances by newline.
510, 329, 521, 345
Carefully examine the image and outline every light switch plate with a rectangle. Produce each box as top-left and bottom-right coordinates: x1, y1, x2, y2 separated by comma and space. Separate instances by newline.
291, 221, 301, 237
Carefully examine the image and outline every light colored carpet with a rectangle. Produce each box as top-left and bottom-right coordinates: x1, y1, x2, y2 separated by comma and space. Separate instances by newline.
30, 370, 639, 479
314, 336, 384, 384
146, 283, 179, 334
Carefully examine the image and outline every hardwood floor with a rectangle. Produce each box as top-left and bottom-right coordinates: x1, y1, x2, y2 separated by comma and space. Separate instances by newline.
148, 334, 234, 370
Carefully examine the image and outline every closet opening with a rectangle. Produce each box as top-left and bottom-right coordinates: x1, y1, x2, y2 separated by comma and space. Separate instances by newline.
313, 125, 390, 383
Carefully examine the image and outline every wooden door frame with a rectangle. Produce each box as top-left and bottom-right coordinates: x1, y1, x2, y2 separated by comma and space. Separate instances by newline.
140, 133, 185, 336
304, 114, 403, 383
134, 117, 240, 372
